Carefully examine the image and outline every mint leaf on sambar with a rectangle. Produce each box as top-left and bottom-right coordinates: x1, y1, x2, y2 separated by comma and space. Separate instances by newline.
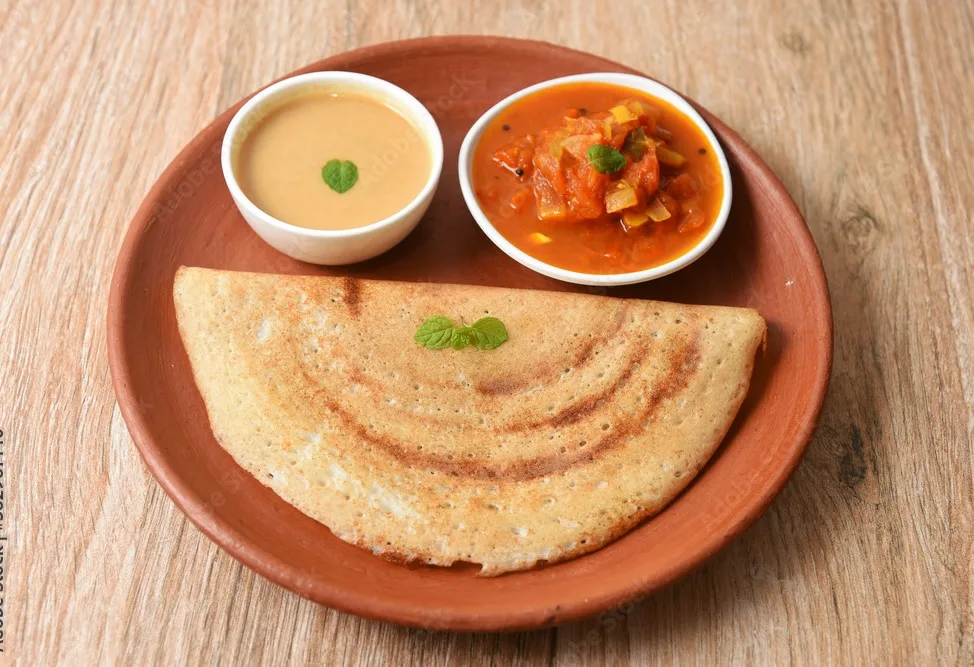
586, 145, 626, 174
322, 159, 359, 193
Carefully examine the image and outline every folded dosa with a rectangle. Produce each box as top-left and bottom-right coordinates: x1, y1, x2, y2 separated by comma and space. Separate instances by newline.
173, 267, 765, 575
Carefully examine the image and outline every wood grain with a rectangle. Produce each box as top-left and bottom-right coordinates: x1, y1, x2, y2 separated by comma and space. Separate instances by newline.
1, 0, 971, 664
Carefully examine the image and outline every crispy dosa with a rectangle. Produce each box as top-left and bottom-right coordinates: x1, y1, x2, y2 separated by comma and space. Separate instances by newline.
173, 267, 766, 575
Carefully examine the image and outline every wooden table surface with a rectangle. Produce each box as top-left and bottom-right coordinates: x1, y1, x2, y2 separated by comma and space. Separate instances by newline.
3, 0, 972, 664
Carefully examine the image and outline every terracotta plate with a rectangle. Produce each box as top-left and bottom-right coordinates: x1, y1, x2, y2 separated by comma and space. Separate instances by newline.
108, 36, 832, 631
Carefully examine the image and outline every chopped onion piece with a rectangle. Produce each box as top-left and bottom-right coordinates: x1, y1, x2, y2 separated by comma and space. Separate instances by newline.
625, 100, 647, 118
647, 197, 672, 222
625, 100, 660, 120
605, 180, 638, 213
549, 138, 564, 159
538, 201, 567, 221
610, 105, 638, 123
657, 146, 686, 167
534, 173, 568, 221
547, 129, 569, 159
529, 232, 553, 244
621, 209, 650, 228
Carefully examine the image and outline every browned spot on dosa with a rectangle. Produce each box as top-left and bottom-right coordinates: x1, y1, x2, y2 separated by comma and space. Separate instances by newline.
475, 334, 600, 397
302, 333, 701, 482
474, 307, 627, 396
342, 277, 361, 316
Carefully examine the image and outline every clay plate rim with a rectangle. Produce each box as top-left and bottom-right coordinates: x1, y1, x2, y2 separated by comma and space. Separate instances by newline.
107, 36, 833, 631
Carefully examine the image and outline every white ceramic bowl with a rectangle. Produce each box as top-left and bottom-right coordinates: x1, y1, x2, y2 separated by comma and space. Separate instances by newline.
222, 72, 443, 265
458, 73, 732, 286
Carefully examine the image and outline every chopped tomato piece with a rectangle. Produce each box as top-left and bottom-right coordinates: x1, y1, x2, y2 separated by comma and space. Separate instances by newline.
667, 173, 698, 199
493, 135, 535, 176
679, 210, 706, 232
622, 145, 660, 198
509, 187, 533, 212
561, 133, 603, 160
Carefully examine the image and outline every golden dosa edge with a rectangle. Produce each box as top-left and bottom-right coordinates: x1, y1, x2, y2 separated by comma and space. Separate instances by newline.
173, 267, 766, 575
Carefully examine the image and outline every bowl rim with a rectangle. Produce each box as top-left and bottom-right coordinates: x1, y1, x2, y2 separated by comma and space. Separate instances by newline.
458, 72, 733, 286
221, 71, 445, 239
